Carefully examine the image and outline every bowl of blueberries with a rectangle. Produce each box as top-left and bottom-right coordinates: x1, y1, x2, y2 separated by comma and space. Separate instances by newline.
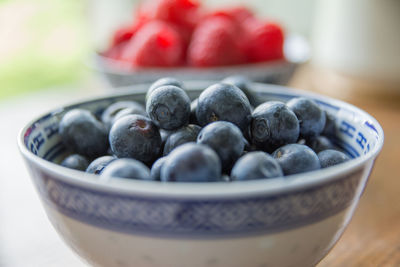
18, 76, 383, 267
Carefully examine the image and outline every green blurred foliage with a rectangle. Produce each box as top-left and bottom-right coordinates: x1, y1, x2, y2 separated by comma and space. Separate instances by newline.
0, 0, 89, 99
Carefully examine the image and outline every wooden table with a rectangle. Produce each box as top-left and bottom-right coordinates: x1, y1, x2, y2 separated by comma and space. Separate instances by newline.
1, 68, 399, 266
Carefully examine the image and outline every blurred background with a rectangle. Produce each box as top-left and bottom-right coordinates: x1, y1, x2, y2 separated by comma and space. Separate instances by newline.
2, 0, 399, 100
0, 0, 318, 100
0, 0, 88, 99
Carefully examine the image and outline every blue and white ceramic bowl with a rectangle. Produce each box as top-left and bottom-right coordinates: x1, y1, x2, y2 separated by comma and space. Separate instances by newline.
18, 82, 383, 267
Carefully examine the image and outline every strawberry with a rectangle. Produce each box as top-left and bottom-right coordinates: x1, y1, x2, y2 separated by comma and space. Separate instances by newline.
111, 26, 136, 47
205, 6, 257, 60
206, 6, 254, 27
135, 0, 202, 56
244, 21, 285, 62
110, 16, 149, 47
169, 22, 193, 53
137, 0, 201, 31
228, 6, 255, 23
121, 20, 184, 67
188, 17, 245, 67
103, 42, 128, 60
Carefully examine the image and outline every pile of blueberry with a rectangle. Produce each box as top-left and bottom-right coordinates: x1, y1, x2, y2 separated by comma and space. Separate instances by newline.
59, 76, 350, 182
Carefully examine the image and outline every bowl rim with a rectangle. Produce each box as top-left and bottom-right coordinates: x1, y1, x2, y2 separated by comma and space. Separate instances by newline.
17, 82, 384, 199
92, 54, 294, 75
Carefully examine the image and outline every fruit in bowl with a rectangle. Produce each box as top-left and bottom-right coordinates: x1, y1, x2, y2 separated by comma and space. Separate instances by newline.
53, 77, 351, 181
104, 0, 284, 67
18, 79, 383, 267
93, 0, 308, 86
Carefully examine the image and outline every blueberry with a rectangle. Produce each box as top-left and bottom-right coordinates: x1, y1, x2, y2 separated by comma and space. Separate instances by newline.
146, 77, 185, 101
231, 151, 283, 181
150, 156, 168, 180
61, 154, 89, 171
163, 124, 201, 156
59, 109, 108, 159
146, 85, 191, 130
222, 174, 231, 182
101, 158, 151, 180
243, 137, 253, 152
196, 83, 251, 133
306, 135, 335, 153
322, 110, 337, 137
111, 106, 147, 126
161, 143, 222, 182
251, 101, 299, 153
297, 138, 306, 145
221, 75, 258, 106
86, 155, 116, 175
241, 150, 249, 157
197, 121, 244, 172
160, 129, 173, 143
109, 114, 161, 164
101, 101, 145, 129
189, 98, 199, 125
272, 144, 320, 175
242, 123, 252, 141
318, 149, 349, 168
287, 97, 326, 138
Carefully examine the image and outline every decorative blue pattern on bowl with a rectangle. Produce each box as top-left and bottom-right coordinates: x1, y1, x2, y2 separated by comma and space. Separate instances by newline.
30, 167, 362, 238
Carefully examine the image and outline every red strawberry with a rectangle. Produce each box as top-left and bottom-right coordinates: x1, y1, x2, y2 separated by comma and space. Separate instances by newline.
228, 6, 255, 23
206, 6, 255, 27
137, 0, 201, 31
121, 21, 184, 67
244, 21, 285, 62
111, 26, 136, 47
103, 42, 128, 60
188, 17, 245, 67
110, 17, 148, 48
169, 22, 193, 52
205, 7, 258, 62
